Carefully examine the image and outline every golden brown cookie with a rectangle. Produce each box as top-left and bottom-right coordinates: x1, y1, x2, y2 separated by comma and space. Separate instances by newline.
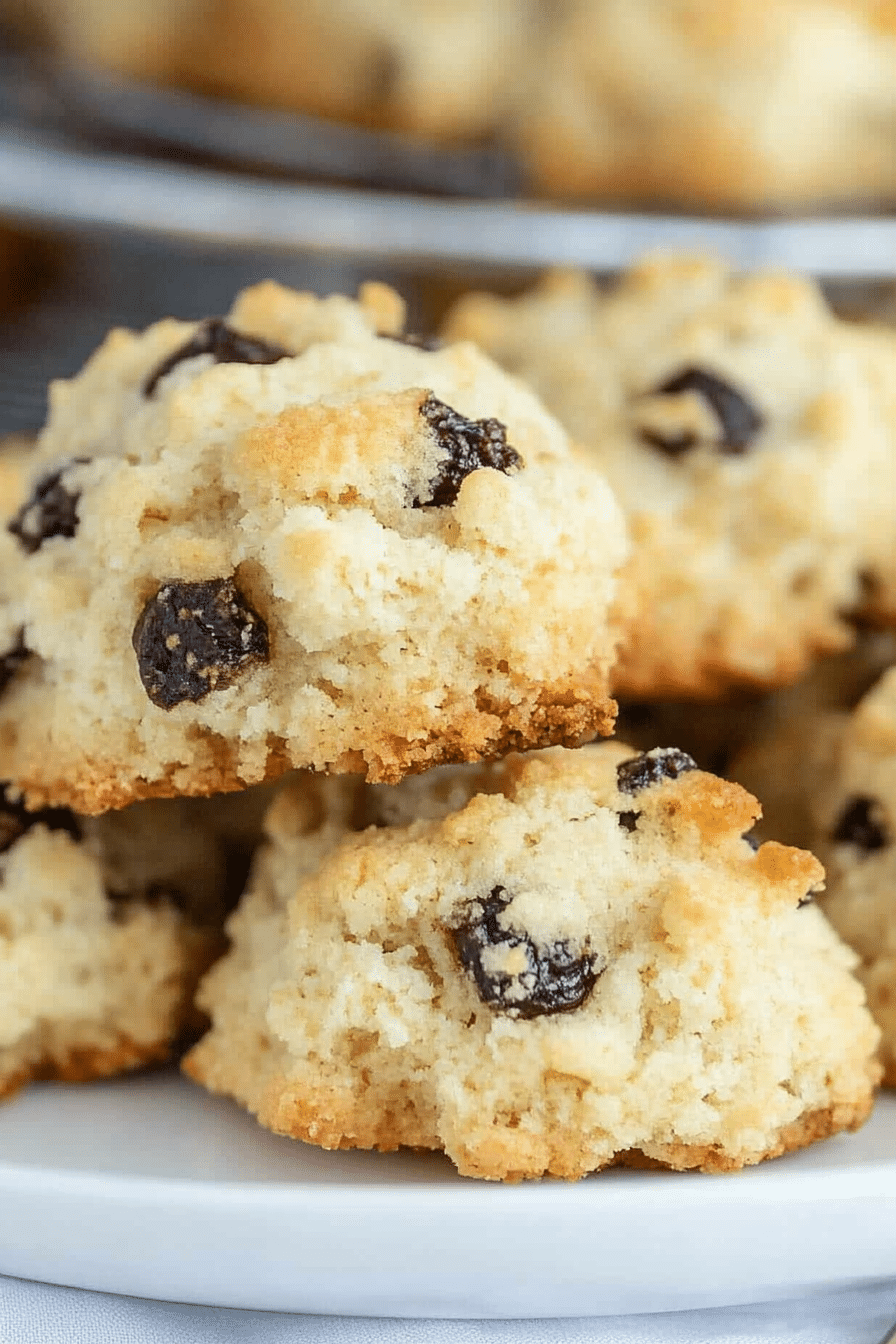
444, 257, 896, 699
0, 280, 628, 813
186, 745, 880, 1180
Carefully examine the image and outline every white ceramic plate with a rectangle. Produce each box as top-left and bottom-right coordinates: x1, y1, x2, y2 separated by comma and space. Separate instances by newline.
0, 1069, 895, 1317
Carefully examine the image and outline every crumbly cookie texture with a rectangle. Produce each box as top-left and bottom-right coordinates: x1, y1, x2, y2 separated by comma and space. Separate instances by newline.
514, 0, 896, 209
0, 784, 256, 1098
733, 663, 896, 1084
184, 744, 879, 1181
0, 280, 627, 814
443, 256, 896, 699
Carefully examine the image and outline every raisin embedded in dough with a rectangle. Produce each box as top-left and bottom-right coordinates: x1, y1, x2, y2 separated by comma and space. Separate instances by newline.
832, 796, 889, 852
642, 366, 764, 456
184, 744, 880, 1181
9, 464, 85, 554
415, 394, 522, 507
450, 885, 602, 1018
616, 747, 697, 795
0, 279, 627, 812
143, 319, 290, 396
441, 257, 896, 701
132, 578, 269, 709
0, 631, 29, 695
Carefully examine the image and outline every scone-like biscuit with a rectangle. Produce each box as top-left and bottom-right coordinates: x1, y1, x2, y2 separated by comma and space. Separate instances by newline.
443, 256, 896, 699
18, 0, 535, 145
185, 744, 879, 1181
515, 0, 896, 209
0, 786, 252, 1098
205, 0, 535, 144
0, 280, 627, 813
733, 665, 896, 1084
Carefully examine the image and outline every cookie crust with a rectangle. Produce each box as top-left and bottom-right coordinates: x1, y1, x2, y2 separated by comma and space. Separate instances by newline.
0, 281, 627, 813
186, 745, 880, 1180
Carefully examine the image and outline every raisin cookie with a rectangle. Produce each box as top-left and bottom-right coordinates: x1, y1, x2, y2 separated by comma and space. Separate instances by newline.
733, 665, 896, 1084
184, 744, 879, 1181
515, 0, 896, 210
15, 0, 535, 145
0, 783, 261, 1098
0, 280, 627, 813
443, 256, 896, 699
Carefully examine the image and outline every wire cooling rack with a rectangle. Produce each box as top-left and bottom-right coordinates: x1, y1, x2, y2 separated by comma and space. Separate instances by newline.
3, 33, 896, 275
2, 30, 896, 438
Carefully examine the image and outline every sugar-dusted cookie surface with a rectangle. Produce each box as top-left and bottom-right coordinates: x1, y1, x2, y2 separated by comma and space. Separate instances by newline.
515, 0, 896, 210
0, 781, 267, 1098
185, 744, 879, 1181
443, 256, 896, 699
0, 281, 627, 813
733, 663, 896, 1084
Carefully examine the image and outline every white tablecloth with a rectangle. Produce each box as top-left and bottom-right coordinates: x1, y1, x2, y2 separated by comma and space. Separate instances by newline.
2, 1276, 895, 1343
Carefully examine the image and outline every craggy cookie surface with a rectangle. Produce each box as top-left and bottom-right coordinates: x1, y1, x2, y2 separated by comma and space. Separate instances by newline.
733, 663, 896, 1084
0, 280, 627, 812
515, 0, 896, 210
443, 256, 896, 698
185, 744, 879, 1181
0, 785, 255, 1098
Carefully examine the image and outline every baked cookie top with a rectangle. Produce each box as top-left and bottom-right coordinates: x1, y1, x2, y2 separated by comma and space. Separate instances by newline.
186, 743, 879, 1181
514, 0, 896, 209
0, 280, 627, 813
443, 255, 896, 698
731, 660, 896, 1083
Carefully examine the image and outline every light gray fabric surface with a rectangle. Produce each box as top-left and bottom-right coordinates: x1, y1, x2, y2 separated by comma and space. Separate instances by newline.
1, 1277, 895, 1344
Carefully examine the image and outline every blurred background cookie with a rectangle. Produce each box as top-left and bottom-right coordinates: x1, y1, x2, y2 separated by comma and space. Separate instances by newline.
444, 255, 896, 699
0, 780, 272, 1098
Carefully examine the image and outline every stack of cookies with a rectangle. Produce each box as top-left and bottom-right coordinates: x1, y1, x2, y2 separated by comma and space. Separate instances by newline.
0, 258, 886, 1180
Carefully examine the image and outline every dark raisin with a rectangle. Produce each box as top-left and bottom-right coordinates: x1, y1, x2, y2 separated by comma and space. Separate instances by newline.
414, 394, 522, 508
831, 796, 889, 852
742, 829, 761, 852
616, 748, 698, 796
143, 319, 290, 396
8, 461, 88, 554
450, 885, 602, 1018
0, 630, 29, 695
618, 810, 640, 832
0, 794, 81, 855
641, 367, 763, 456
132, 577, 269, 709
